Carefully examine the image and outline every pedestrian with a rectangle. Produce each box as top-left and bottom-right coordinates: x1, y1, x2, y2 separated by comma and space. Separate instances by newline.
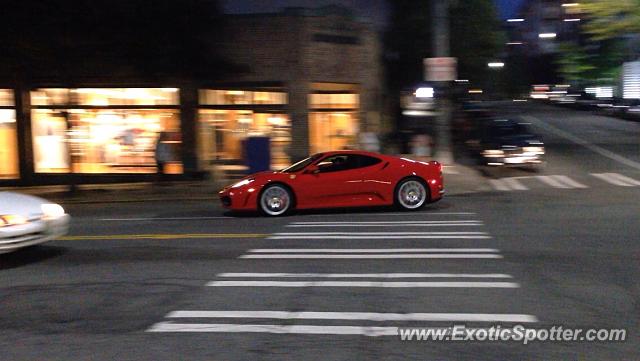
155, 131, 172, 182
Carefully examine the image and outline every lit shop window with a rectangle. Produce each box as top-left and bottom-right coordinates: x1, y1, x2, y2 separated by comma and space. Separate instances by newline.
199, 90, 287, 105
308, 93, 359, 109
31, 88, 179, 106
198, 110, 291, 167
0, 89, 15, 106
30, 88, 182, 174
308, 87, 360, 154
0, 89, 19, 178
309, 112, 359, 154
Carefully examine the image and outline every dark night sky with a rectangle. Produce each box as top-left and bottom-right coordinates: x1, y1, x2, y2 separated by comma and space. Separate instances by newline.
222, 0, 525, 28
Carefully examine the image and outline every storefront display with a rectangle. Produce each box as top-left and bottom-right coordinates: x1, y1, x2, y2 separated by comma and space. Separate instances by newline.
0, 90, 19, 179
30, 88, 182, 174
308, 84, 359, 153
198, 89, 291, 168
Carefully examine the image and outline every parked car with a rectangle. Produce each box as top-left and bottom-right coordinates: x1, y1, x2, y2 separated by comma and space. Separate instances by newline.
0, 192, 70, 254
466, 118, 545, 168
219, 150, 444, 216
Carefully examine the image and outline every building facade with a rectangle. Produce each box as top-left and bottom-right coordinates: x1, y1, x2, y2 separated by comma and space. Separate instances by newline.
0, 6, 382, 186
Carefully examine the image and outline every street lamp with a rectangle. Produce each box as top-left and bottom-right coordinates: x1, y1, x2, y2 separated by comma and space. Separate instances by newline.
488, 62, 505, 68
507, 18, 524, 22
539, 33, 557, 39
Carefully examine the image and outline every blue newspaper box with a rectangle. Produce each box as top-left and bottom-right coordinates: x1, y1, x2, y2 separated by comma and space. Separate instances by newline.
244, 136, 271, 174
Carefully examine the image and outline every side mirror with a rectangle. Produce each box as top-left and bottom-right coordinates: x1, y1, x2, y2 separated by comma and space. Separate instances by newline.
304, 164, 320, 174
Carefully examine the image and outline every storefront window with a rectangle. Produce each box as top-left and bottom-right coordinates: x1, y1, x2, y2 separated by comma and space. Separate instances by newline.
31, 88, 179, 106
0, 90, 19, 179
309, 93, 359, 109
30, 88, 182, 174
308, 85, 359, 154
309, 112, 358, 153
198, 110, 290, 168
199, 90, 287, 105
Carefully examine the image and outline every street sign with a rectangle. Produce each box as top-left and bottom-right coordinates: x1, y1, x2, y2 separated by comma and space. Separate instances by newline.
424, 57, 457, 82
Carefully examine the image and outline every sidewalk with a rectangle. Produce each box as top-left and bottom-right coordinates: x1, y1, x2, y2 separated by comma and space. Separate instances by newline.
0, 181, 221, 204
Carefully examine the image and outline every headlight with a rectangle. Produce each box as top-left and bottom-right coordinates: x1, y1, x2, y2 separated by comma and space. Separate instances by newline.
523, 146, 545, 154
231, 178, 255, 188
0, 215, 28, 227
41, 203, 65, 219
482, 149, 505, 157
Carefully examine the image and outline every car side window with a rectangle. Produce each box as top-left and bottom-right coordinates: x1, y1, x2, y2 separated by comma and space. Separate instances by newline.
317, 154, 381, 173
356, 155, 382, 168
317, 155, 359, 173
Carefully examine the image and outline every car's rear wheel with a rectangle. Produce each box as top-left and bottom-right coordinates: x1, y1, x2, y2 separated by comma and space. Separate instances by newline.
395, 178, 429, 210
259, 184, 292, 216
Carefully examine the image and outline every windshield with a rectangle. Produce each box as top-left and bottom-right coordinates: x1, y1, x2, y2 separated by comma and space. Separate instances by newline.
280, 153, 324, 173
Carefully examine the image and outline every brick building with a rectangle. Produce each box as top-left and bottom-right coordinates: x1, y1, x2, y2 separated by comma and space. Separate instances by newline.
0, 6, 383, 186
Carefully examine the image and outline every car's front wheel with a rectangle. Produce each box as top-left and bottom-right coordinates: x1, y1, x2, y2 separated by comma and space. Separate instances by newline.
395, 178, 429, 210
259, 184, 293, 216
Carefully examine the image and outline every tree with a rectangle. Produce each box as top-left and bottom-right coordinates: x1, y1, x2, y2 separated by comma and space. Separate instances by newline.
581, 0, 640, 41
450, 0, 505, 89
384, 0, 504, 93
555, 0, 633, 85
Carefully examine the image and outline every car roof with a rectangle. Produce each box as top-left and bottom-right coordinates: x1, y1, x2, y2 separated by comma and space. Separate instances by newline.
318, 150, 385, 158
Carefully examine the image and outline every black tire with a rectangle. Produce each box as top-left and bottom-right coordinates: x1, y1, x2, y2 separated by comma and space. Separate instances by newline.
258, 184, 293, 216
394, 177, 430, 211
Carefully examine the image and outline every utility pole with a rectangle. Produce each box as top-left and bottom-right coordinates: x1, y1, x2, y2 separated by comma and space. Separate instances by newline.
432, 0, 454, 164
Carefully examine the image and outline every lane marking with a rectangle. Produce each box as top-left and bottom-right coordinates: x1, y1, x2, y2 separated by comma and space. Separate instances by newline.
551, 175, 588, 188
271, 232, 488, 235
59, 233, 268, 241
239, 254, 503, 259
608, 173, 640, 186
206, 281, 519, 288
522, 115, 640, 171
268, 235, 491, 239
290, 220, 481, 224
217, 273, 514, 279
268, 231, 491, 240
99, 216, 231, 221
489, 179, 511, 191
535, 175, 572, 189
591, 173, 636, 186
147, 322, 402, 336
286, 224, 482, 227
147, 324, 545, 336
503, 178, 529, 190
248, 248, 499, 253
164, 311, 538, 323
295, 212, 477, 217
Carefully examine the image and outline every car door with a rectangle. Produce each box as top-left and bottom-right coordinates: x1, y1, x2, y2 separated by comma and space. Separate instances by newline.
294, 154, 366, 208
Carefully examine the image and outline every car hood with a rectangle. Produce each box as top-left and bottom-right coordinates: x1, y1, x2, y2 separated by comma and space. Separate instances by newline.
0, 192, 47, 217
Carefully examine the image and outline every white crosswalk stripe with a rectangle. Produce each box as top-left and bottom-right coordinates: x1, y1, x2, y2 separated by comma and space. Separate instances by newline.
591, 173, 640, 187
206, 280, 519, 288
489, 173, 640, 192
147, 211, 539, 337
287, 220, 483, 227
161, 310, 538, 323
268, 231, 490, 239
248, 248, 499, 253
535, 175, 586, 189
217, 272, 514, 278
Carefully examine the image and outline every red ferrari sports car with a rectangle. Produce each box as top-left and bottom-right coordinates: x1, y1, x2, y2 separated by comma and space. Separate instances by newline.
218, 150, 444, 216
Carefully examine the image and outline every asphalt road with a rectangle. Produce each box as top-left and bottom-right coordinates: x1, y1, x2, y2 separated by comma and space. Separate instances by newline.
1, 103, 639, 361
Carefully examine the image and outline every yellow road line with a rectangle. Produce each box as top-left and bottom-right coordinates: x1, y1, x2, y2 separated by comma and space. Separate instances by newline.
59, 233, 268, 241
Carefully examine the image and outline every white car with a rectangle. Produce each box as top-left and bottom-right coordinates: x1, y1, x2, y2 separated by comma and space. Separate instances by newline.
0, 192, 70, 254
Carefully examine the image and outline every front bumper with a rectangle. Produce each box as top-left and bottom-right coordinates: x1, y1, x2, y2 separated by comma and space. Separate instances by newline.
484, 152, 544, 167
0, 214, 70, 254
218, 187, 258, 211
